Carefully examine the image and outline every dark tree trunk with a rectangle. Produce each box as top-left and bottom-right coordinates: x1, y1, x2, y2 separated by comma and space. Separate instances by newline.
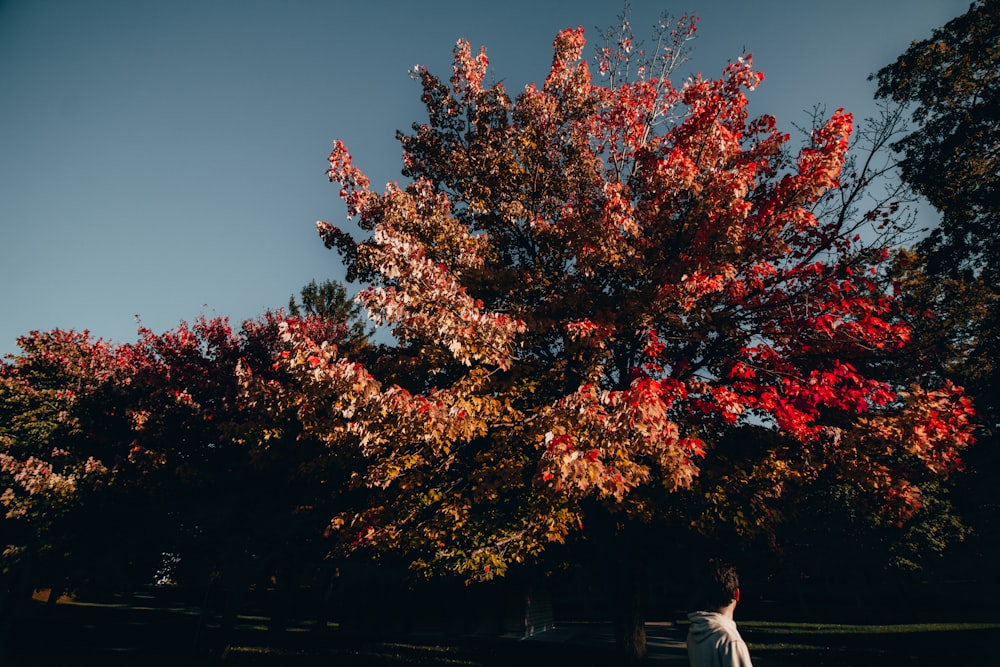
313, 564, 342, 633
0, 564, 33, 655
614, 522, 648, 665
43, 581, 65, 614
616, 582, 647, 665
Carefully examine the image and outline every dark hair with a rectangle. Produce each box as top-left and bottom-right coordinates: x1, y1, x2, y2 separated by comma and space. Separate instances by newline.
691, 558, 740, 611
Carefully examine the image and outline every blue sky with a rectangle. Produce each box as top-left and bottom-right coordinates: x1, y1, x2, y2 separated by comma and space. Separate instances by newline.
0, 0, 967, 358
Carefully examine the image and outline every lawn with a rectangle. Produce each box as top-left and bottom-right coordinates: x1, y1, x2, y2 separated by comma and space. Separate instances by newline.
4, 592, 1000, 666
740, 618, 1000, 666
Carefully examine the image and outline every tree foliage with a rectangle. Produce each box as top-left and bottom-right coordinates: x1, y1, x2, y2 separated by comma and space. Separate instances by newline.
274, 11, 976, 599
0, 330, 141, 591
873, 1, 999, 430
873, 0, 1000, 277
874, 0, 1000, 581
289, 279, 372, 356
0, 301, 360, 601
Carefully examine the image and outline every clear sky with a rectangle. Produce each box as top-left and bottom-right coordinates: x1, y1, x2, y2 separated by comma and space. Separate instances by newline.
0, 0, 968, 359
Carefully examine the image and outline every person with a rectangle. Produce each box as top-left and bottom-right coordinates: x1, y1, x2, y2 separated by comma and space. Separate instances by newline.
686, 558, 754, 667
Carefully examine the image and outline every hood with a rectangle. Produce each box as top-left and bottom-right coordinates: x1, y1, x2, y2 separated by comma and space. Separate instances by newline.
687, 611, 736, 644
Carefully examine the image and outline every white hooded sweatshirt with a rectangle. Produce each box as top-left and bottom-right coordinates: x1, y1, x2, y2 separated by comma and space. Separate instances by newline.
686, 611, 754, 667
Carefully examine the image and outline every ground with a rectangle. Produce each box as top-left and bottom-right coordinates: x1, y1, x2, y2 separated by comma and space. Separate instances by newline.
2, 589, 999, 665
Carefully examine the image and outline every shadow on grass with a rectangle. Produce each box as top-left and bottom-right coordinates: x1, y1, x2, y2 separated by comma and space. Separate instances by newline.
740, 619, 1000, 666
1, 593, 622, 667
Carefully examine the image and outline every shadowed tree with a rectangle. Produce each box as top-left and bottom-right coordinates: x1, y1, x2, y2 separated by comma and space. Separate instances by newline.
0, 308, 367, 651
872, 0, 1000, 280
872, 0, 999, 426
874, 0, 1000, 583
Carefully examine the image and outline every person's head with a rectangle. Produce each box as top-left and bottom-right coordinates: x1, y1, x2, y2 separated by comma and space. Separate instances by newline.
692, 558, 741, 612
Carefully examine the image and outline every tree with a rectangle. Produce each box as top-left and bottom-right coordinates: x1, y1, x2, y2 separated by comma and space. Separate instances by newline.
267, 12, 976, 662
874, 0, 1000, 582
289, 279, 373, 356
125, 313, 351, 638
0, 305, 362, 645
0, 331, 148, 591
0, 328, 168, 655
872, 0, 1000, 279
873, 0, 999, 425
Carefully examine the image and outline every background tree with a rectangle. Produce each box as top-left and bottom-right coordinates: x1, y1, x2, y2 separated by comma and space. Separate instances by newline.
269, 11, 976, 663
0, 329, 158, 650
289, 279, 373, 357
872, 0, 999, 424
874, 0, 1000, 584
125, 314, 335, 633
1, 283, 369, 647
872, 0, 1000, 279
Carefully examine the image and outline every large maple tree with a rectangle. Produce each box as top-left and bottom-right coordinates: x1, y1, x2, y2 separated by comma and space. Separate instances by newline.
263, 14, 976, 660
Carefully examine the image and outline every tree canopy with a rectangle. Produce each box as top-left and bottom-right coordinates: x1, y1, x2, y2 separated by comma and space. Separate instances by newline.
873, 1, 999, 421
271, 10, 976, 608
0, 301, 363, 609
873, 0, 1000, 278
874, 0, 1000, 581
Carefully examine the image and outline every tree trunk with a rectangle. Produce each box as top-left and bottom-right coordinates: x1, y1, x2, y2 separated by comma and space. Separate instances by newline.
43, 581, 65, 615
616, 565, 647, 664
0, 564, 33, 655
614, 524, 648, 665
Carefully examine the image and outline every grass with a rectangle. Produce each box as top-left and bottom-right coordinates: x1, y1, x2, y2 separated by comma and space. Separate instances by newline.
738, 618, 1000, 666
5, 592, 1000, 666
